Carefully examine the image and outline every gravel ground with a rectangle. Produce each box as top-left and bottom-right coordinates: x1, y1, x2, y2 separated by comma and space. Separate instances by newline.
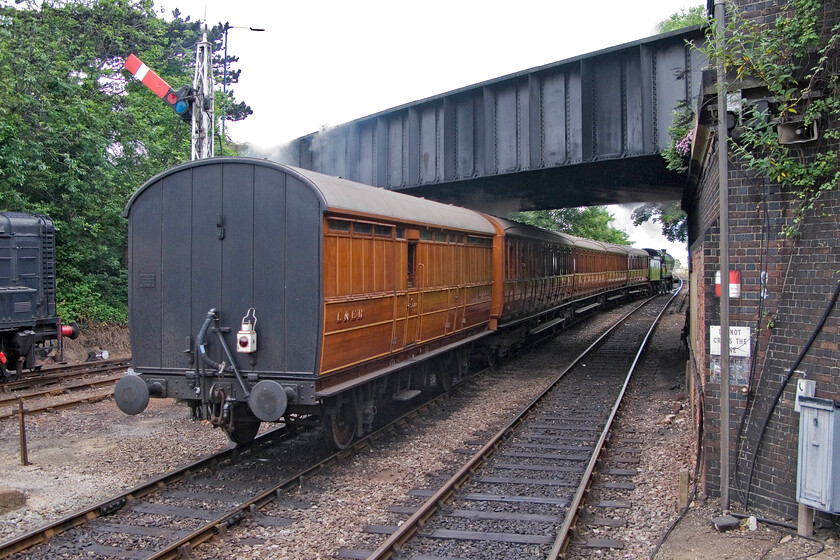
0, 397, 231, 542
1, 297, 837, 559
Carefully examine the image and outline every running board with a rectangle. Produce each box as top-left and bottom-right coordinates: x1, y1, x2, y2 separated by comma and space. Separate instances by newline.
530, 316, 566, 335
575, 302, 602, 314
392, 389, 422, 402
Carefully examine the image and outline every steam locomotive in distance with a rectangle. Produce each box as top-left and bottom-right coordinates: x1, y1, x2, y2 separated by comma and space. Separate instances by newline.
0, 212, 80, 379
115, 158, 674, 447
644, 248, 676, 292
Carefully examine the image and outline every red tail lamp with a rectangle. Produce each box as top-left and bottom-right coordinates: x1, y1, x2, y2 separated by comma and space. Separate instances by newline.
61, 322, 81, 340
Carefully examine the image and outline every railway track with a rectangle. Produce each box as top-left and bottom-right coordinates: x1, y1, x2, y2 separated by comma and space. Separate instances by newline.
0, 359, 130, 420
0, 372, 468, 559
349, 283, 681, 560
0, 358, 130, 393
0, 291, 674, 559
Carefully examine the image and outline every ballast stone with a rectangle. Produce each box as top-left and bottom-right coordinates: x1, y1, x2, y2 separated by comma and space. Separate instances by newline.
0, 486, 26, 514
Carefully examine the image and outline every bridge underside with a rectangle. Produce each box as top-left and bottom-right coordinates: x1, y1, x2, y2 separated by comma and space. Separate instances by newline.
281, 27, 705, 213
396, 154, 685, 215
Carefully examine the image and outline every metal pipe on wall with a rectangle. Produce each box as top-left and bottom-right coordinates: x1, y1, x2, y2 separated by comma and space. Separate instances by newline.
714, 0, 731, 512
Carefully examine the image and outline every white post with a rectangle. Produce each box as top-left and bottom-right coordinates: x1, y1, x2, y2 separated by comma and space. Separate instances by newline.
191, 25, 215, 160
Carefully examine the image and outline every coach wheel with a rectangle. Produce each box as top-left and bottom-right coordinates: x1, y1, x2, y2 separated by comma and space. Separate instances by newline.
323, 405, 356, 450
225, 404, 261, 446
437, 369, 454, 393
409, 362, 432, 391
456, 347, 470, 377
484, 347, 498, 367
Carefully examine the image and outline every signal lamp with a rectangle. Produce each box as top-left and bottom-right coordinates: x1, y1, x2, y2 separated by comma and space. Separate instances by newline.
165, 86, 194, 121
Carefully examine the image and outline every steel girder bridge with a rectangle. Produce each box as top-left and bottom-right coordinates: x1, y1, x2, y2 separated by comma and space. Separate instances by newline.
281, 26, 706, 214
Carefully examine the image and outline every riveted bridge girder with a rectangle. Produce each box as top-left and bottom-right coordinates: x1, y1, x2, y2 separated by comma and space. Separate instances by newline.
284, 26, 707, 213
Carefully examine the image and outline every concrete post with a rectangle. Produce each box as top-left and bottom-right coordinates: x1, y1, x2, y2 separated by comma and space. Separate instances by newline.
798, 503, 814, 537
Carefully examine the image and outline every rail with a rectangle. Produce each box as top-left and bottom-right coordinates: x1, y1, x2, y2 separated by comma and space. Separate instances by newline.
364, 283, 682, 559
549, 278, 682, 558
0, 382, 458, 559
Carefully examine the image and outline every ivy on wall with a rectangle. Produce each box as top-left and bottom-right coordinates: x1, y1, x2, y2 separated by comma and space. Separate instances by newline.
662, 100, 696, 174
701, 0, 840, 237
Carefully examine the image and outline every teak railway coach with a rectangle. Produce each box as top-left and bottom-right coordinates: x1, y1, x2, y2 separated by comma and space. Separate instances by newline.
115, 158, 669, 447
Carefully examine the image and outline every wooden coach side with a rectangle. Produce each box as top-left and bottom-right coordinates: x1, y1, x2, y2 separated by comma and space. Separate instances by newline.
320, 216, 493, 377
484, 217, 577, 325
570, 239, 608, 298
629, 250, 650, 285
502, 237, 576, 317
599, 243, 650, 290
605, 246, 629, 290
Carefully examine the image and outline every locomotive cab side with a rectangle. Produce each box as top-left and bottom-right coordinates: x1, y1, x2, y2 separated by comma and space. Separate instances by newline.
643, 248, 675, 293
0, 212, 79, 379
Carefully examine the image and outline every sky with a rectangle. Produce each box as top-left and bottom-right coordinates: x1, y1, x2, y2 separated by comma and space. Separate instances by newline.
155, 0, 701, 266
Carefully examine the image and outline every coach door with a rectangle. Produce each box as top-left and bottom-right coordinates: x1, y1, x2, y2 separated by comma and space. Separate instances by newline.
449, 239, 466, 334
404, 239, 421, 345
448, 286, 465, 334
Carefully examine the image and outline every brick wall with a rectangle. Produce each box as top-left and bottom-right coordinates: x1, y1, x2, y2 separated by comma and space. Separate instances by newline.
688, 0, 840, 521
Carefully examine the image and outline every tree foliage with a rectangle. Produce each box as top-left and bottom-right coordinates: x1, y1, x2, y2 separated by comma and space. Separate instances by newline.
658, 5, 707, 33
508, 207, 631, 245
0, 0, 252, 325
631, 201, 687, 243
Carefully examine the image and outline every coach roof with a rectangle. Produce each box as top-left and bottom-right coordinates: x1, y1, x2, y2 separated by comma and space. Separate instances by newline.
125, 158, 495, 235
289, 166, 495, 234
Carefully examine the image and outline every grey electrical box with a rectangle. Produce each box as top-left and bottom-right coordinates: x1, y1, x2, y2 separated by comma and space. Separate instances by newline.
797, 397, 840, 513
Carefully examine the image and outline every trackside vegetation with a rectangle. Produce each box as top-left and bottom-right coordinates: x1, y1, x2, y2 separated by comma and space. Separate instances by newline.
0, 0, 251, 326
1, 1, 701, 328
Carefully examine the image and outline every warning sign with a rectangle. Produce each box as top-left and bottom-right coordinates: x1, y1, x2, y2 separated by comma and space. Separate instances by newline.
710, 326, 751, 357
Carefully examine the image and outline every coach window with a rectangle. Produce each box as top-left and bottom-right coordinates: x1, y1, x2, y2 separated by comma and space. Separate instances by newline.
528, 243, 535, 277
507, 244, 515, 278
407, 242, 416, 288
327, 219, 351, 233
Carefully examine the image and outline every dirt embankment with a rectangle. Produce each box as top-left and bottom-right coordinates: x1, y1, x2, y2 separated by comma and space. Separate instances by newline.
59, 325, 131, 364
